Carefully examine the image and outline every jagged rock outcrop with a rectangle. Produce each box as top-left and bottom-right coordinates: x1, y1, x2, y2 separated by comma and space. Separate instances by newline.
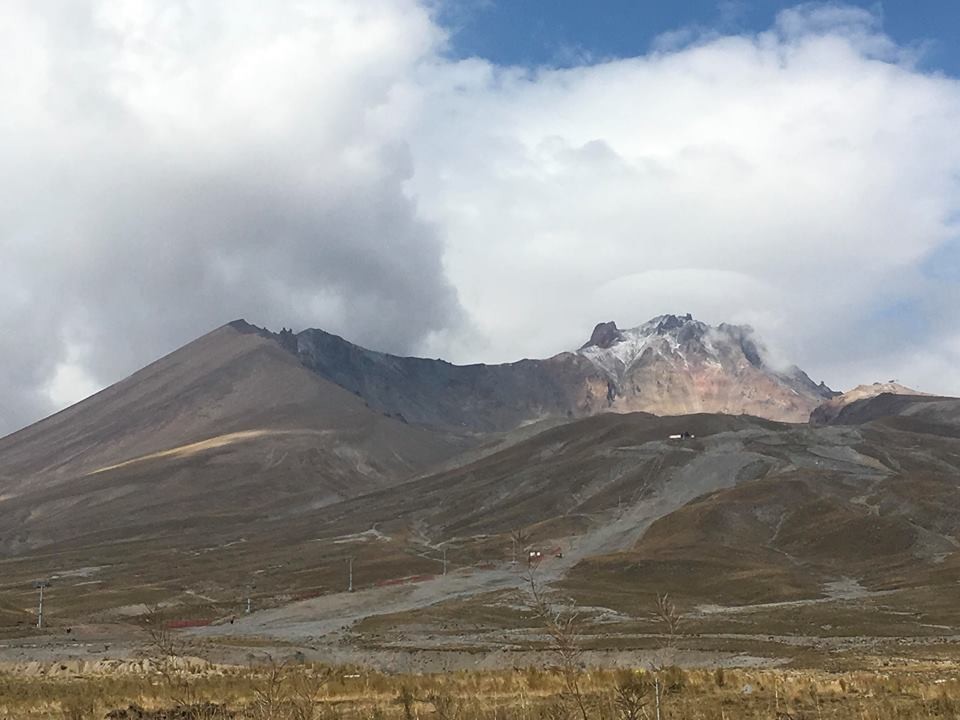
576, 314, 835, 422
581, 321, 625, 350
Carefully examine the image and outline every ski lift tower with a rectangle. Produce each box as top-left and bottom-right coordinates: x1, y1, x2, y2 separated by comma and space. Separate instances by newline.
33, 580, 50, 629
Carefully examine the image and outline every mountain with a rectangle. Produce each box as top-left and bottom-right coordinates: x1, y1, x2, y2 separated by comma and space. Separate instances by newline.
814, 391, 960, 435
291, 313, 834, 428
293, 326, 611, 431
0, 315, 957, 665
0, 313, 833, 554
577, 315, 835, 421
0, 321, 471, 553
810, 381, 927, 424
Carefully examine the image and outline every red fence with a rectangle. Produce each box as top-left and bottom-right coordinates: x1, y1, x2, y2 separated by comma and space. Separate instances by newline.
164, 618, 213, 629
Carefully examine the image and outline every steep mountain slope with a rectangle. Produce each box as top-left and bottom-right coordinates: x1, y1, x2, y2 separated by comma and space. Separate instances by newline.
571, 418, 960, 605
0, 310, 833, 562
295, 327, 612, 431
292, 314, 834, 428
0, 320, 471, 553
315, 412, 784, 541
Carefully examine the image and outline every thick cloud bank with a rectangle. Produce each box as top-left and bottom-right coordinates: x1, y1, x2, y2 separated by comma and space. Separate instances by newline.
2, 2, 960, 434
0, 0, 460, 432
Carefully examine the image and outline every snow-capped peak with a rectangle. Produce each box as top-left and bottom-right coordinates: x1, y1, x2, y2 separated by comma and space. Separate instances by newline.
578, 314, 716, 379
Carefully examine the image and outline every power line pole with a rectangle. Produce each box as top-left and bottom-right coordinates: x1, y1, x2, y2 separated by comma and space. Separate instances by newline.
34, 580, 50, 629
442, 547, 447, 576
347, 557, 354, 592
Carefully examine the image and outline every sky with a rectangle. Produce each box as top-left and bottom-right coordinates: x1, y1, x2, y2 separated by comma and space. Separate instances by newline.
441, 1, 960, 75
2, 0, 960, 435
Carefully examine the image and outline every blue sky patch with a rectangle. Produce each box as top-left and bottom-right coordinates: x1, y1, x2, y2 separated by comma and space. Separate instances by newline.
438, 1, 960, 75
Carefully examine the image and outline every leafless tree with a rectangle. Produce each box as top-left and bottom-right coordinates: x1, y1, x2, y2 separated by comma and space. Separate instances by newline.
653, 594, 682, 639
649, 593, 684, 720
139, 604, 181, 658
138, 605, 207, 710
511, 527, 531, 564
524, 569, 589, 720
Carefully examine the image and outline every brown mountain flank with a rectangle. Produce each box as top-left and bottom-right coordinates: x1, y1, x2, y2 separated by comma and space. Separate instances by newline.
0, 322, 471, 552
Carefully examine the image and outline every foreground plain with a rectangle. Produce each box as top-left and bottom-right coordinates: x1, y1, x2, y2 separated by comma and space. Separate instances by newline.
2, 661, 960, 719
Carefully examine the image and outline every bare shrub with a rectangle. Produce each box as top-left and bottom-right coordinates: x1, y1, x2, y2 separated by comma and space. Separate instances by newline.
247, 657, 291, 720
395, 686, 417, 720
613, 670, 652, 720
60, 697, 95, 720
139, 604, 181, 658
426, 691, 462, 720
288, 666, 335, 720
137, 604, 208, 710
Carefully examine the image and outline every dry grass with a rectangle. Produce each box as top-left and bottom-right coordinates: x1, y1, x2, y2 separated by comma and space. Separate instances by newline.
86, 430, 316, 475
1, 663, 959, 720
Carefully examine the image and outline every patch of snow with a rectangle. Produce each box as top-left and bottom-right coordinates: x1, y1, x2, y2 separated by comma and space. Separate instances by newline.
50, 566, 104, 580
822, 577, 871, 600
578, 315, 721, 380
329, 527, 391, 544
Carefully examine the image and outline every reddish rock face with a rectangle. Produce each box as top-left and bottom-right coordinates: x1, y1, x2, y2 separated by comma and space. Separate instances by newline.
576, 314, 835, 423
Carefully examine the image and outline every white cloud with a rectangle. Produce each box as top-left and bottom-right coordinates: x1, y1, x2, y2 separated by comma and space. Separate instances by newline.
0, 0, 461, 432
45, 360, 101, 411
2, 2, 960, 434
409, 5, 960, 396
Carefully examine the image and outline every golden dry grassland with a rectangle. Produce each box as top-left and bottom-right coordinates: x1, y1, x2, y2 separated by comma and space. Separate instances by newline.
1, 661, 958, 720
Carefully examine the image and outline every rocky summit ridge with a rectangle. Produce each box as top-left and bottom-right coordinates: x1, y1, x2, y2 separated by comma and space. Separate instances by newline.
580, 314, 775, 377
574, 314, 835, 422
231, 313, 835, 428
